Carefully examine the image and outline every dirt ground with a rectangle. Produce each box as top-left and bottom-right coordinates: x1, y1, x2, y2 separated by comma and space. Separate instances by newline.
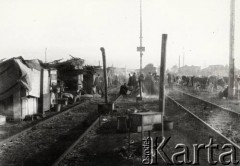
59, 95, 237, 166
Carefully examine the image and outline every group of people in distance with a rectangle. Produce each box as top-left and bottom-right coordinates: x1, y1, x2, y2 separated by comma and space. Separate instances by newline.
119, 73, 139, 96
94, 71, 163, 97
119, 72, 174, 96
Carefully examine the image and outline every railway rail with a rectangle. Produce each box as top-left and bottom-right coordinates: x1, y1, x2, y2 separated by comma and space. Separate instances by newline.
168, 89, 240, 150
52, 87, 122, 166
0, 101, 82, 146
0, 85, 118, 144
53, 92, 240, 165
3, 85, 239, 165
175, 86, 240, 114
0, 85, 120, 166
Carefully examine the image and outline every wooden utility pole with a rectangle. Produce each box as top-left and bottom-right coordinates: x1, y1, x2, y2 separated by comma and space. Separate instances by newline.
100, 47, 108, 104
138, 0, 145, 99
140, 0, 143, 74
228, 0, 235, 99
159, 34, 168, 138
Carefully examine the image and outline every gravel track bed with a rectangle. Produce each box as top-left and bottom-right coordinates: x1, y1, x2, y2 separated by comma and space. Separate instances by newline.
57, 117, 102, 166
175, 85, 240, 113
0, 102, 83, 142
0, 85, 120, 166
0, 85, 118, 144
169, 90, 240, 145
0, 100, 100, 166
55, 95, 237, 166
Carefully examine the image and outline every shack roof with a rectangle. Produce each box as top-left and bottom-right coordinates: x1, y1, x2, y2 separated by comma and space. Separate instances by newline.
25, 59, 46, 71
0, 57, 40, 100
46, 57, 85, 70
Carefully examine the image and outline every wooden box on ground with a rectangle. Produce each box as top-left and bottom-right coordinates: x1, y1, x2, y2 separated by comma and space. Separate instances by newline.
129, 112, 162, 132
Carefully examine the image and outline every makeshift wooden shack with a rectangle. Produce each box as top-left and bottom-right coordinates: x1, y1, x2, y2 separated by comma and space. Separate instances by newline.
25, 59, 51, 114
0, 57, 41, 120
46, 57, 84, 102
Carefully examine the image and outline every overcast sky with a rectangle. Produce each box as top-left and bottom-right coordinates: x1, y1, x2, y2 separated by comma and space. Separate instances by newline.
0, 0, 239, 69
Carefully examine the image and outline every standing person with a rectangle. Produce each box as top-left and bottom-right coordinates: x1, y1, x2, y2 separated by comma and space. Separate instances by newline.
144, 72, 153, 94
234, 75, 239, 98
107, 72, 112, 87
128, 73, 133, 91
99, 76, 105, 98
132, 72, 137, 90
167, 73, 173, 89
138, 73, 144, 95
94, 74, 100, 94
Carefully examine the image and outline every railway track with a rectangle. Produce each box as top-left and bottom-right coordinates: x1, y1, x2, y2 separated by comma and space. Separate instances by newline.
5, 84, 236, 165
0, 85, 118, 144
52, 114, 100, 166
168, 89, 240, 150
52, 92, 240, 165
175, 86, 240, 114
0, 85, 120, 166
52, 87, 122, 166
0, 101, 83, 146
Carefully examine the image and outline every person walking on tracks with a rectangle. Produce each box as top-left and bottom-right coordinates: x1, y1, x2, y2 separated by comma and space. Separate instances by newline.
94, 74, 102, 95
144, 72, 154, 95
167, 73, 174, 89
128, 73, 134, 91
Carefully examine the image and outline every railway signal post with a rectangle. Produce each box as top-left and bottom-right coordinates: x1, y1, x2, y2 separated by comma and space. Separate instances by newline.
137, 0, 144, 100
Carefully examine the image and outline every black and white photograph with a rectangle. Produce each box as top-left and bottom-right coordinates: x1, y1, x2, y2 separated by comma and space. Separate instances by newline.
0, 0, 240, 165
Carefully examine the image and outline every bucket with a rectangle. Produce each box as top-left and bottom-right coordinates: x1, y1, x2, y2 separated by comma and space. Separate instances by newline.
154, 120, 173, 131
116, 116, 128, 133
55, 104, 61, 112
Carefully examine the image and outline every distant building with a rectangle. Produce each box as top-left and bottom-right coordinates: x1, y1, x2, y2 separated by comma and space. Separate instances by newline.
178, 65, 201, 76
201, 65, 228, 76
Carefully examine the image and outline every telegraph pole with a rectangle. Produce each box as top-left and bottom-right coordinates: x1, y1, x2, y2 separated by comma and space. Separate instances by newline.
228, 0, 235, 99
137, 0, 145, 99
140, 0, 143, 74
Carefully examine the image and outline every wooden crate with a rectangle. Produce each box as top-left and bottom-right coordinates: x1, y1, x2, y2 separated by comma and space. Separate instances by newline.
129, 112, 162, 132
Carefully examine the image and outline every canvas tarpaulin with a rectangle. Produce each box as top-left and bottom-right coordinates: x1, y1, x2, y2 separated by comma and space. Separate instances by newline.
0, 57, 40, 100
